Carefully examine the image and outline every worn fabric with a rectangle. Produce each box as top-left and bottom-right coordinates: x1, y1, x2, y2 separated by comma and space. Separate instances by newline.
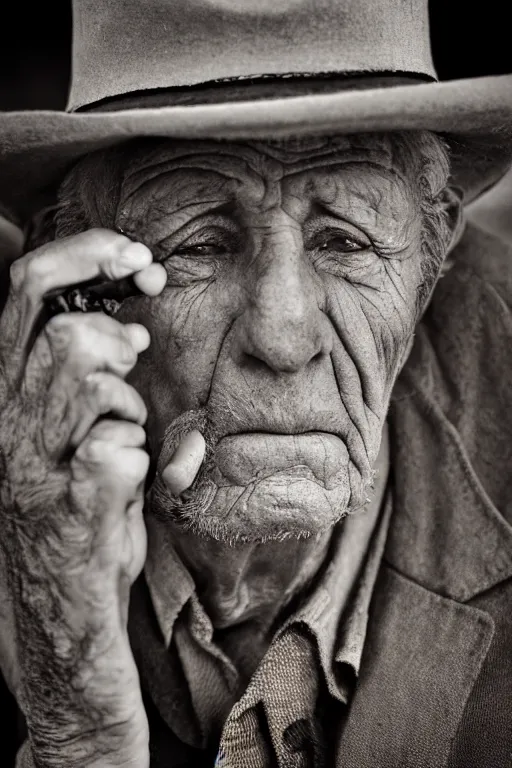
67, 0, 435, 111
141, 436, 390, 757
4, 222, 512, 767
335, 223, 512, 767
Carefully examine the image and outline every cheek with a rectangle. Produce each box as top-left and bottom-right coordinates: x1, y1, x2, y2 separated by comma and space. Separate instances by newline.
325, 252, 422, 414
114, 283, 235, 441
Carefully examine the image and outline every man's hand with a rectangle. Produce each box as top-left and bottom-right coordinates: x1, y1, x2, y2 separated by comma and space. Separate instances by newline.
0, 229, 166, 768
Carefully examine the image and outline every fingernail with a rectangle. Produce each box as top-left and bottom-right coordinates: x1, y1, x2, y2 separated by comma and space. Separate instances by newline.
120, 242, 152, 269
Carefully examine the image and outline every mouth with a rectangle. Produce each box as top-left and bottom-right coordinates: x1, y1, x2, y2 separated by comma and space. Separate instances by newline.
211, 431, 349, 490
150, 410, 366, 543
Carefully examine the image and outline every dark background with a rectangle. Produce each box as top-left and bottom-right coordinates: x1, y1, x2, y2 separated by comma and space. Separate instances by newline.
0, 1, 511, 111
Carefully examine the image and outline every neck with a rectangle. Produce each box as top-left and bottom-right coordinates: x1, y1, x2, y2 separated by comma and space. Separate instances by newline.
170, 528, 333, 633
169, 528, 333, 683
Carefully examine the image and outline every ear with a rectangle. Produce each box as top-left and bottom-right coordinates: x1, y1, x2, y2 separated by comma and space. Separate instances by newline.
439, 185, 465, 276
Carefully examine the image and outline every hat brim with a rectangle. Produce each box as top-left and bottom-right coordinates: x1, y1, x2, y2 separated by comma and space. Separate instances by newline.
1, 74, 511, 221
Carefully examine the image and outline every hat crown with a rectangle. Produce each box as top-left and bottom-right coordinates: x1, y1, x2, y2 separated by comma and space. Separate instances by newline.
68, 0, 436, 111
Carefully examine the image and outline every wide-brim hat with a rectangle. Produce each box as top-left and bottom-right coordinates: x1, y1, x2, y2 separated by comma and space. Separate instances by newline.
1, 0, 511, 222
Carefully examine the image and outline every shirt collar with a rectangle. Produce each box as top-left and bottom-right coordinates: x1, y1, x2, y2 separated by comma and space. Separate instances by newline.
144, 516, 195, 649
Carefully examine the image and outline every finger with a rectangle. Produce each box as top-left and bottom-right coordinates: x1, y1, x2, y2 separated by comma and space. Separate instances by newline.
162, 430, 206, 496
0, 229, 152, 379
72, 440, 150, 500
72, 422, 149, 497
85, 419, 146, 449
43, 313, 149, 377
69, 439, 150, 572
24, 313, 149, 398
122, 492, 148, 586
67, 373, 147, 449
132, 262, 167, 297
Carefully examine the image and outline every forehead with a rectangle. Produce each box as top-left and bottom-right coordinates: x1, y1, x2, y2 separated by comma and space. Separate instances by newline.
115, 134, 423, 220
119, 134, 410, 190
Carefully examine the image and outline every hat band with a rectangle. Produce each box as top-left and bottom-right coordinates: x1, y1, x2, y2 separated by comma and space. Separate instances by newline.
75, 72, 434, 113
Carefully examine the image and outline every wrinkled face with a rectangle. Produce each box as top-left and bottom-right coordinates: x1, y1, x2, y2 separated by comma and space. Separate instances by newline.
59, 133, 453, 542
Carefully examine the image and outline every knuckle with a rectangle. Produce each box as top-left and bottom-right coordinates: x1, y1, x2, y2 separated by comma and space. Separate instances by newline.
93, 420, 146, 444
79, 227, 119, 247
45, 312, 72, 335
117, 337, 138, 367
46, 315, 102, 363
83, 311, 120, 333
8, 253, 54, 295
117, 449, 150, 481
75, 439, 149, 483
75, 436, 106, 464
86, 420, 116, 443
83, 371, 109, 404
21, 253, 56, 296
8, 256, 25, 292
44, 313, 74, 350
70, 320, 96, 351
77, 320, 137, 368
132, 390, 148, 424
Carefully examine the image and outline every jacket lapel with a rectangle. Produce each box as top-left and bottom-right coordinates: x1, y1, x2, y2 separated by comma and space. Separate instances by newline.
336, 565, 494, 768
338, 227, 512, 767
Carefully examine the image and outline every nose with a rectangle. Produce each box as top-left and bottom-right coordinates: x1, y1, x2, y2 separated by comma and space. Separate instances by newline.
234, 222, 332, 373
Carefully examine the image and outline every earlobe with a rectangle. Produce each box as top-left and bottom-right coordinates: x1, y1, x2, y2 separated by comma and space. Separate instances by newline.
439, 185, 465, 275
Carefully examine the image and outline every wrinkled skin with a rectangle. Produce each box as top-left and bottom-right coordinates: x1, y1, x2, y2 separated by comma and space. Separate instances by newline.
0, 232, 166, 767
0, 133, 461, 766
113, 135, 451, 539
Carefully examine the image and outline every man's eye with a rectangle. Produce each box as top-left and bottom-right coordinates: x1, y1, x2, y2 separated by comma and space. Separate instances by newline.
174, 242, 228, 257
316, 233, 369, 253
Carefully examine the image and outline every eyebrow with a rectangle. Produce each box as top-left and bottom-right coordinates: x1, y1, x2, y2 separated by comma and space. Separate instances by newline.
312, 185, 415, 252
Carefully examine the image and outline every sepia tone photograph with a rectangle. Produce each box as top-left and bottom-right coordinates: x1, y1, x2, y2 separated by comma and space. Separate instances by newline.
0, 1, 511, 766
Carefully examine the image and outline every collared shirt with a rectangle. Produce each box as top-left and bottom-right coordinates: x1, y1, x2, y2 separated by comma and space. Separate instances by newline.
143, 426, 391, 766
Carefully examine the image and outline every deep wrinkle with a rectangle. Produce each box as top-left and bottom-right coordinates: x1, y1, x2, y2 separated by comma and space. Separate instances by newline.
52, 131, 458, 637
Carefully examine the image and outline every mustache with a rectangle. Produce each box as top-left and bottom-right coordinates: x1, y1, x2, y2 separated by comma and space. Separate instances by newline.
153, 386, 268, 470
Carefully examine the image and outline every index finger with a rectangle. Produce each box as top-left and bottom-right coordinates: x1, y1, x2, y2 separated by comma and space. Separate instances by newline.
0, 228, 153, 371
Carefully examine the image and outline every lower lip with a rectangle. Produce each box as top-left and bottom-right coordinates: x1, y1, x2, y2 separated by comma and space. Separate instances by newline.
212, 431, 348, 489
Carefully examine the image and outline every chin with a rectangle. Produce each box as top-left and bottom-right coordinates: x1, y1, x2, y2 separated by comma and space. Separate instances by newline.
149, 455, 373, 545
150, 477, 355, 544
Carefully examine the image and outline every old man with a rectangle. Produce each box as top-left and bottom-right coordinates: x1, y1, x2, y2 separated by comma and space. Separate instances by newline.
0, 1, 512, 767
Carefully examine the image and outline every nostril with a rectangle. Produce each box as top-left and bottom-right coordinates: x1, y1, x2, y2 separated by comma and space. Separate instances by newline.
240, 350, 277, 375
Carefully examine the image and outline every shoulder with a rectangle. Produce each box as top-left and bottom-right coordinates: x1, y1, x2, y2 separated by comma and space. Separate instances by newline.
467, 165, 512, 252
394, 222, 512, 520
450, 221, 512, 309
